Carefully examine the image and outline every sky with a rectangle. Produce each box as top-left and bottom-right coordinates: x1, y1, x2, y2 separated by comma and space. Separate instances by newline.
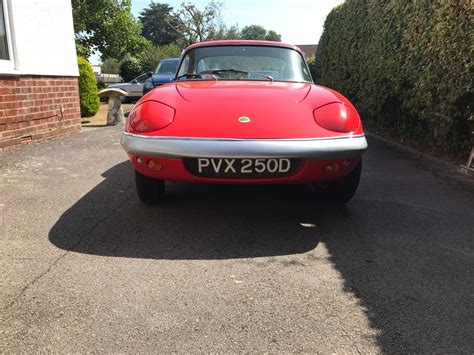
131, 0, 345, 44
91, 0, 344, 64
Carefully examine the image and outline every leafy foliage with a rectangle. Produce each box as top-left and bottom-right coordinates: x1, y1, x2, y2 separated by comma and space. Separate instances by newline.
77, 57, 100, 117
139, 2, 179, 46
101, 58, 120, 74
240, 25, 267, 40
72, 0, 149, 60
139, 44, 182, 72
119, 56, 144, 82
315, 0, 473, 154
265, 30, 282, 42
240, 25, 281, 41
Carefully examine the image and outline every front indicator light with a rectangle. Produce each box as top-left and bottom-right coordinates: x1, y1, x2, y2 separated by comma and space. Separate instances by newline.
325, 162, 340, 174
147, 158, 163, 172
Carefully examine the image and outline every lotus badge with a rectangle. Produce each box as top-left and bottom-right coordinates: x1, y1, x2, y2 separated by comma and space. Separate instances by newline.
238, 116, 251, 123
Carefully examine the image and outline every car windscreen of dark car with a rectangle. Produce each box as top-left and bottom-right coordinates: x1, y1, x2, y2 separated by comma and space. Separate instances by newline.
176, 45, 312, 83
155, 60, 179, 74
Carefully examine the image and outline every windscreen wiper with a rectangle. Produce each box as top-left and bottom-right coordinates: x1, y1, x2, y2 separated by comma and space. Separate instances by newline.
175, 73, 205, 81
211, 69, 249, 76
211, 69, 273, 81
251, 73, 274, 81
175, 73, 217, 81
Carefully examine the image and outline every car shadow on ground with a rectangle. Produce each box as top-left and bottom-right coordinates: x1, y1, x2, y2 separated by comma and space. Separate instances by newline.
49, 161, 325, 259
48, 160, 472, 352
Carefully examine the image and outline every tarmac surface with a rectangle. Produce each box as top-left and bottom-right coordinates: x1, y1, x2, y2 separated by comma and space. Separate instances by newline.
1, 126, 473, 353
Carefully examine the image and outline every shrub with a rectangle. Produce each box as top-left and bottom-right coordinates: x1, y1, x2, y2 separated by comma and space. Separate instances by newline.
77, 56, 100, 118
315, 0, 472, 155
119, 56, 144, 82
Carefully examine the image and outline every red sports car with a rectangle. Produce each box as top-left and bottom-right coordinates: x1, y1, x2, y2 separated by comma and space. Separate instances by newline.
122, 40, 367, 204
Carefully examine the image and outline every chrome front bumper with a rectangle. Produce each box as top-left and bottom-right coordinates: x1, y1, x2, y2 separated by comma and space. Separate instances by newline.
121, 133, 368, 160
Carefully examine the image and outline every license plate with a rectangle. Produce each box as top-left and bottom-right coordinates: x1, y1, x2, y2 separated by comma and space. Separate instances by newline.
183, 158, 301, 178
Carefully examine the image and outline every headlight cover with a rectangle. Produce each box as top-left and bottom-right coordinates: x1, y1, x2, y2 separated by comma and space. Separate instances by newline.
313, 102, 360, 133
129, 101, 175, 133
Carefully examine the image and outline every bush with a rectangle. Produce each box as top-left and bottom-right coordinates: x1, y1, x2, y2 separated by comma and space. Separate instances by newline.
119, 56, 144, 82
77, 56, 100, 118
315, 1, 472, 155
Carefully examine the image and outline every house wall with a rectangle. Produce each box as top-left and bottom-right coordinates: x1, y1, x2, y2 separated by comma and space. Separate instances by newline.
0, 75, 81, 148
0, 0, 81, 149
1, 0, 78, 76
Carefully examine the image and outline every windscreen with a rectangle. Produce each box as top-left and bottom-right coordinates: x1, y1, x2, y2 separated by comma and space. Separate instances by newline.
176, 45, 312, 83
155, 59, 179, 74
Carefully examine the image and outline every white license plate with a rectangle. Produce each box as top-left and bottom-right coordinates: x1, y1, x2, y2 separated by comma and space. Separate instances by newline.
184, 158, 301, 178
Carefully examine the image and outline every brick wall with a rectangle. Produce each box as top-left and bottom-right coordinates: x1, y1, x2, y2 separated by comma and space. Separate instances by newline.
0, 75, 81, 149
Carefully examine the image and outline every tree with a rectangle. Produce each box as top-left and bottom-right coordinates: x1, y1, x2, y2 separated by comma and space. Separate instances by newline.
72, 0, 149, 60
139, 2, 179, 46
265, 30, 281, 42
240, 25, 267, 40
168, 1, 224, 46
240, 25, 281, 41
101, 58, 120, 74
224, 24, 240, 40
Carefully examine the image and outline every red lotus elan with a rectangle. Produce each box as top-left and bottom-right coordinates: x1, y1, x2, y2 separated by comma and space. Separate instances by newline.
122, 40, 367, 204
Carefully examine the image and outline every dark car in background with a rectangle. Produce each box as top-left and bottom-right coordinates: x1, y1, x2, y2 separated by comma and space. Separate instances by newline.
143, 58, 180, 95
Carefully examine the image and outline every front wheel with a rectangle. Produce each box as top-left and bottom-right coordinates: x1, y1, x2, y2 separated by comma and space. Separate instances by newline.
135, 170, 165, 204
312, 160, 362, 204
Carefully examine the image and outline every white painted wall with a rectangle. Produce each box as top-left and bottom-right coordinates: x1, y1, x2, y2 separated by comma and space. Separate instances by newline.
1, 0, 78, 76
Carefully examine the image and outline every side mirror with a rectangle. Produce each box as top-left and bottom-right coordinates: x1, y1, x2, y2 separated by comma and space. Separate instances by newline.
146, 71, 153, 78
131, 80, 137, 84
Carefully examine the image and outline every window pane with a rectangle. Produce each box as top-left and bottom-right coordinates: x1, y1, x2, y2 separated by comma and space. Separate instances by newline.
0, 1, 9, 60
177, 46, 312, 83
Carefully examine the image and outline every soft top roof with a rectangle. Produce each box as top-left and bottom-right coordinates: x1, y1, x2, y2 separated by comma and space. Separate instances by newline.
184, 40, 304, 55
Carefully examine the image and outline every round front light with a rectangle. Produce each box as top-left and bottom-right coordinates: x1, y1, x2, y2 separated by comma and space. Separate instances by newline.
313, 102, 360, 133
129, 101, 175, 133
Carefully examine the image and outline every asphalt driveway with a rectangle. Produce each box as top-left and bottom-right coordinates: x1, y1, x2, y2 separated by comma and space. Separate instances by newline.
1, 126, 473, 352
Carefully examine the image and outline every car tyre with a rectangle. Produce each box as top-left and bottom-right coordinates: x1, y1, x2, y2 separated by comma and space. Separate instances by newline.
135, 169, 165, 204
313, 160, 362, 204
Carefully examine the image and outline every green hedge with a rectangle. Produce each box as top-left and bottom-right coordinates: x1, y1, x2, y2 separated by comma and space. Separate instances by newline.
77, 56, 100, 117
315, 0, 473, 154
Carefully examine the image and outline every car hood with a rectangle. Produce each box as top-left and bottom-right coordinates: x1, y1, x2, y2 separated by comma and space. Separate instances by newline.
141, 81, 357, 139
175, 80, 311, 103
151, 73, 175, 85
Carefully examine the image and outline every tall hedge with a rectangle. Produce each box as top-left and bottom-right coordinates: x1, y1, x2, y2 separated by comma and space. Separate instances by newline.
315, 0, 473, 154
77, 56, 100, 117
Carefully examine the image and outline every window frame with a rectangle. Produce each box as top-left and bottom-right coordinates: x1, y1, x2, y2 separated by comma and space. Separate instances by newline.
0, 0, 16, 72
